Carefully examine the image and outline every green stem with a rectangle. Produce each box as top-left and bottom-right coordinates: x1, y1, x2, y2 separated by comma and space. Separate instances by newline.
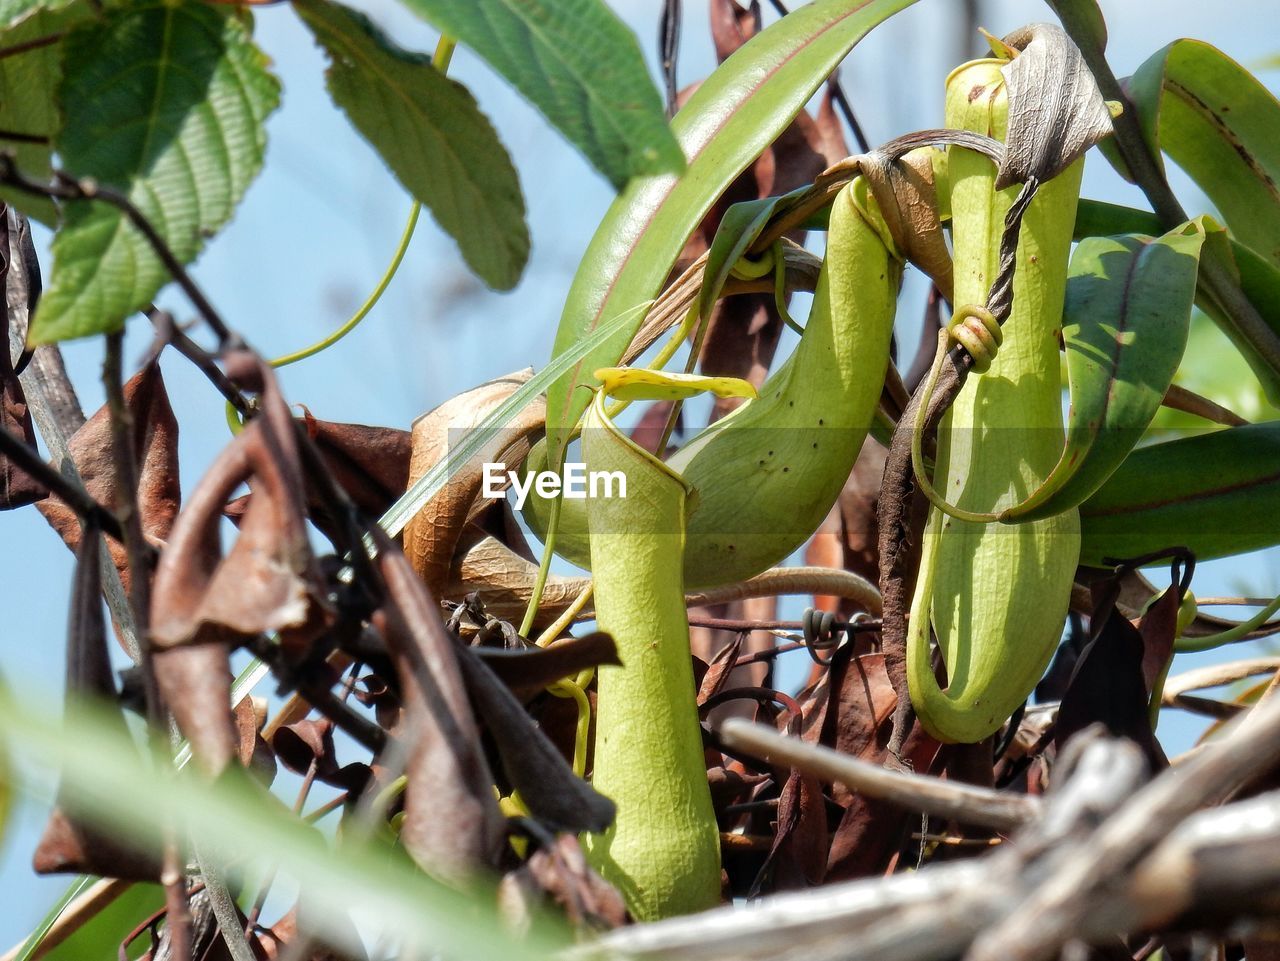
270, 202, 421, 369
1176, 593, 1280, 652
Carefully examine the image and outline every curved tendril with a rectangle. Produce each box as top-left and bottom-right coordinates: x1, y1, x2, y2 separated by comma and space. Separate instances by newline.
772, 240, 805, 336
910, 308, 1006, 524
1176, 592, 1280, 652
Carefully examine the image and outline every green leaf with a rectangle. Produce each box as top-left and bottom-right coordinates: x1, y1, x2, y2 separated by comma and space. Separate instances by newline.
543, 0, 917, 458
28, 1, 280, 344
38, 883, 165, 961
697, 190, 801, 322
395, 0, 681, 190
1076, 198, 1280, 403
1003, 220, 1205, 521
295, 0, 527, 291
1126, 40, 1280, 268
0, 0, 72, 30
0, 3, 87, 225
1079, 421, 1280, 565
0, 693, 561, 961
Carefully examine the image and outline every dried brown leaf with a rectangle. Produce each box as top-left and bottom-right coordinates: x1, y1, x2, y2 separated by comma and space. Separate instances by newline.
0, 213, 46, 508
151, 355, 331, 649
372, 528, 507, 885
34, 529, 162, 880
860, 147, 953, 301
476, 632, 620, 700
405, 370, 546, 601
36, 363, 179, 599
498, 834, 628, 935
270, 717, 370, 793
454, 642, 615, 834
300, 410, 410, 518
996, 22, 1115, 188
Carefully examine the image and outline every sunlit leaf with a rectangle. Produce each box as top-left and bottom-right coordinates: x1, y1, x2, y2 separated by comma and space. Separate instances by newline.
296, 0, 528, 290
29, 1, 279, 343
1004, 220, 1205, 520
395, 0, 682, 190
0, 3, 88, 224
1126, 39, 1280, 268
544, 0, 917, 457
594, 366, 757, 402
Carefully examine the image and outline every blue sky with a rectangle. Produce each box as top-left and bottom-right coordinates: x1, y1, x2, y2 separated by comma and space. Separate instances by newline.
3, 0, 1279, 949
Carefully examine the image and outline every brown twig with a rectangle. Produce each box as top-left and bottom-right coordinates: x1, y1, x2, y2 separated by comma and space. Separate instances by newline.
144, 307, 252, 417
0, 31, 62, 62
103, 331, 192, 961
0, 423, 124, 539
0, 157, 237, 347
716, 718, 1039, 831
1161, 384, 1248, 427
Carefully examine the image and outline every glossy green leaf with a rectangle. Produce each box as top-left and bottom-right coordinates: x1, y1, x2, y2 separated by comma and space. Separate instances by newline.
1126, 40, 1280, 267
697, 190, 803, 322
29, 1, 279, 344
0, 3, 87, 225
1076, 198, 1280, 403
295, 0, 527, 291
1079, 421, 1280, 566
0, 694, 560, 961
580, 388, 720, 920
394, 0, 681, 190
543, 0, 917, 460
595, 366, 756, 402
1003, 220, 1205, 521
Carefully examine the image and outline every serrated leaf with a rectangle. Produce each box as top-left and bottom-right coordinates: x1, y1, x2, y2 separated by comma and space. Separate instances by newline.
28, 1, 279, 344
396, 0, 682, 190
594, 366, 757, 402
1003, 220, 1205, 521
295, 0, 527, 291
543, 0, 917, 459
0, 3, 87, 225
1126, 39, 1280, 268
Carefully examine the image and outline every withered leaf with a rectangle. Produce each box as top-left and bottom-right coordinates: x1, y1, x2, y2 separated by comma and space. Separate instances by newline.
271, 717, 370, 793
36, 363, 179, 600
405, 370, 546, 601
755, 768, 828, 893
498, 834, 627, 935
453, 642, 615, 834
448, 535, 587, 629
996, 22, 1115, 189
0, 212, 46, 509
151, 355, 331, 649
475, 632, 619, 701
1055, 589, 1168, 773
859, 147, 953, 301
372, 528, 507, 885
300, 409, 410, 518
234, 694, 277, 785
34, 528, 162, 880
154, 641, 238, 777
